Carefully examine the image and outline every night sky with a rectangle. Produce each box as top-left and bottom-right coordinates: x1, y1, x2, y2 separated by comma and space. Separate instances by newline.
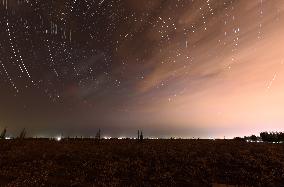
1, 0, 284, 138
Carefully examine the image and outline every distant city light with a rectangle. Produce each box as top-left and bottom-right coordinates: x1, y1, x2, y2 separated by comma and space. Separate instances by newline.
103, 136, 111, 139
56, 136, 62, 141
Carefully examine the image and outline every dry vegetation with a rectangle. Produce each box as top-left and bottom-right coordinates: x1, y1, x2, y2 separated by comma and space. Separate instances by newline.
0, 139, 284, 186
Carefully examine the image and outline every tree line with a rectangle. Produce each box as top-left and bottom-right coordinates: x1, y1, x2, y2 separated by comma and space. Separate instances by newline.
259, 132, 284, 142
0, 128, 145, 141
235, 132, 284, 143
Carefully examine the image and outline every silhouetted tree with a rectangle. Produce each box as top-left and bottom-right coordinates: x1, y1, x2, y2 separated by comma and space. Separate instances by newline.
137, 130, 140, 140
244, 134, 258, 142
278, 132, 284, 142
19, 128, 26, 139
250, 135, 257, 141
260, 131, 284, 142
0, 128, 6, 139
260, 132, 269, 142
140, 130, 143, 141
98, 129, 101, 139
95, 129, 101, 139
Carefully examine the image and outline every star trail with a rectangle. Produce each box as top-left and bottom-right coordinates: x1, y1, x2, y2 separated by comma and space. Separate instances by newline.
0, 0, 284, 138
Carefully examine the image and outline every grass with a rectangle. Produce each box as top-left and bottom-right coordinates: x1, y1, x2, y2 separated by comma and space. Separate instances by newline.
0, 139, 283, 186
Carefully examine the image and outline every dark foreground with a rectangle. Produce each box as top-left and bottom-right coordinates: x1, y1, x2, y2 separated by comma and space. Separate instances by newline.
0, 139, 284, 187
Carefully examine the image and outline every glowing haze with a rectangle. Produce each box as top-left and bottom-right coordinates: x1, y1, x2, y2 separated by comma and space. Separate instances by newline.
0, 0, 284, 138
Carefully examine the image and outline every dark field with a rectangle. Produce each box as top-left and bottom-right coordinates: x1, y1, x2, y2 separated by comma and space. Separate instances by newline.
0, 139, 284, 187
